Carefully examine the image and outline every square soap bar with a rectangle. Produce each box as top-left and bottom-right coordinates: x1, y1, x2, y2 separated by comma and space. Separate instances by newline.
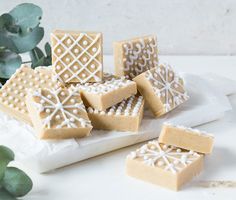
0, 65, 58, 124
74, 73, 137, 111
26, 88, 92, 139
114, 35, 158, 79
51, 30, 103, 84
133, 64, 189, 117
126, 140, 204, 191
87, 95, 144, 132
159, 123, 214, 154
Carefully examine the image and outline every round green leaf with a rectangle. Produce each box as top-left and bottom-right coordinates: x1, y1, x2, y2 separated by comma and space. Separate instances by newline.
0, 49, 22, 79
0, 189, 17, 200
2, 167, 33, 197
0, 146, 14, 180
11, 26, 44, 53
9, 3, 42, 35
0, 14, 14, 29
0, 29, 19, 53
44, 42, 51, 57
30, 47, 45, 68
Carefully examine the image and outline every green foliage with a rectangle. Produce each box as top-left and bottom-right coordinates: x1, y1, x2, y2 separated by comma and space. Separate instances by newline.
0, 146, 32, 198
0, 48, 22, 79
9, 3, 42, 35
0, 3, 51, 81
30, 42, 52, 68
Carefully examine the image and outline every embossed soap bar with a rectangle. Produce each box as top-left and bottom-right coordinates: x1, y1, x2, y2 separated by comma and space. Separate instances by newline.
126, 140, 204, 191
159, 123, 214, 154
72, 73, 137, 111
26, 88, 92, 139
87, 95, 144, 132
114, 35, 158, 79
133, 64, 189, 117
0, 65, 58, 124
51, 30, 103, 84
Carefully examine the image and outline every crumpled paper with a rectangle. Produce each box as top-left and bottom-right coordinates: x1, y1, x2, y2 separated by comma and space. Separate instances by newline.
0, 73, 235, 173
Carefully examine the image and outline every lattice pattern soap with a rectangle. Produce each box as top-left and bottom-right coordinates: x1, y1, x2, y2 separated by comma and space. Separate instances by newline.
0, 65, 58, 124
26, 88, 92, 139
159, 123, 214, 154
126, 140, 204, 191
51, 30, 103, 84
133, 64, 189, 117
72, 73, 137, 111
114, 35, 158, 79
87, 95, 144, 132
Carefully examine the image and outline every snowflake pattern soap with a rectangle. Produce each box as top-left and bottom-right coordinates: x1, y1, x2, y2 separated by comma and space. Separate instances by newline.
159, 123, 214, 154
0, 65, 58, 124
126, 140, 204, 191
51, 30, 103, 84
133, 64, 189, 117
114, 35, 158, 79
26, 87, 92, 139
87, 95, 144, 132
72, 73, 137, 111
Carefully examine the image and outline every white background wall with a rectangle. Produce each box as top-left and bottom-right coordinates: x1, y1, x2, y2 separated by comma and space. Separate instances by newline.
1, 0, 235, 55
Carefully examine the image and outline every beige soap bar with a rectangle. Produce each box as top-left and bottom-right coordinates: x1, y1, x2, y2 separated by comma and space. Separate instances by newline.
87, 95, 144, 132
26, 88, 92, 139
51, 30, 103, 84
159, 123, 214, 154
133, 64, 189, 117
0, 65, 58, 124
126, 140, 204, 191
114, 35, 158, 79
72, 73, 137, 111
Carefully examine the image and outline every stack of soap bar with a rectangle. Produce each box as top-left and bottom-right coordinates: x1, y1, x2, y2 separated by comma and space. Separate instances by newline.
126, 140, 204, 191
87, 95, 144, 132
134, 63, 189, 117
73, 73, 137, 111
26, 88, 92, 139
114, 35, 158, 79
0, 65, 58, 124
159, 123, 214, 154
51, 30, 103, 84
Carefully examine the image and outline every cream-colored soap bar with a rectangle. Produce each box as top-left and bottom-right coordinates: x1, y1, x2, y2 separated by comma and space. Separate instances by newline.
159, 123, 214, 154
87, 95, 144, 132
114, 35, 158, 79
0, 65, 58, 124
126, 140, 204, 191
73, 73, 137, 111
26, 88, 92, 139
133, 64, 189, 117
51, 30, 103, 84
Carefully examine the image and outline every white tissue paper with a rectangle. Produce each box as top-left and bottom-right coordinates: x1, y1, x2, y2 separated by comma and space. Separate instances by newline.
0, 73, 234, 173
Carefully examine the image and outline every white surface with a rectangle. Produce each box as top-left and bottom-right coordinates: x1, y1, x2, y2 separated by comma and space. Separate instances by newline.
5, 55, 236, 199
0, 71, 232, 173
1, 0, 236, 55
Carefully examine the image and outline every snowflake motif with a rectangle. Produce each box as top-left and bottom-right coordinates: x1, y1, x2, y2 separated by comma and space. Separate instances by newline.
128, 140, 200, 174
33, 88, 91, 129
145, 64, 189, 112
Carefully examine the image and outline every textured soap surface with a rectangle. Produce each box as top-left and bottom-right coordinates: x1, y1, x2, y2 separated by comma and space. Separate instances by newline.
134, 64, 189, 117
51, 30, 103, 84
114, 35, 158, 79
26, 87, 92, 139
87, 95, 144, 131
71, 73, 137, 111
0, 65, 58, 123
126, 140, 204, 191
